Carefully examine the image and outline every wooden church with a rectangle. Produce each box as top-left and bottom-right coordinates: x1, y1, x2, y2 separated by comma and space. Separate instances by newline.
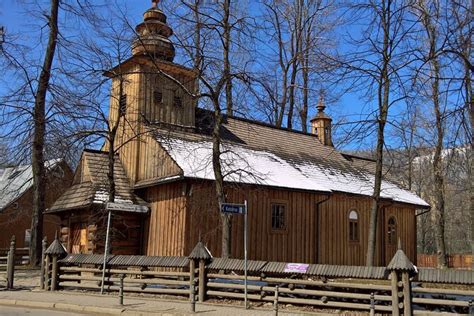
48, 1, 429, 266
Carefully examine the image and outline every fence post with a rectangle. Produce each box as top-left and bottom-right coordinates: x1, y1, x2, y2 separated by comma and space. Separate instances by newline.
401, 271, 413, 315
188, 241, 212, 303
40, 237, 47, 290
189, 259, 196, 312
198, 259, 206, 302
44, 233, 67, 291
387, 240, 417, 316
119, 274, 125, 305
51, 255, 59, 291
190, 279, 196, 313
274, 285, 279, 316
389, 271, 400, 316
6, 235, 15, 289
45, 254, 51, 290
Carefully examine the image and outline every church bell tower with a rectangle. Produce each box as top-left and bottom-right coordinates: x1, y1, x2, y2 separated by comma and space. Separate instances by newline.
108, 0, 197, 130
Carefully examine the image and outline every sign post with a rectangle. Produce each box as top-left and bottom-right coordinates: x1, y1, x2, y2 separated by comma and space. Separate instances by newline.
100, 209, 112, 294
220, 201, 248, 309
243, 200, 248, 309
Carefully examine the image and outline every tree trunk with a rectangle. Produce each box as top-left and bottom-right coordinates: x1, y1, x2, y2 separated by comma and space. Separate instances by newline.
30, 0, 59, 267
431, 57, 447, 268
286, 0, 302, 129
418, 0, 448, 268
223, 0, 233, 116
193, 0, 202, 74
366, 0, 391, 267
211, 99, 231, 257
300, 23, 311, 133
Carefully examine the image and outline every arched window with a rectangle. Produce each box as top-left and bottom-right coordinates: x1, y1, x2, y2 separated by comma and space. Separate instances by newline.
348, 210, 359, 242
387, 217, 397, 245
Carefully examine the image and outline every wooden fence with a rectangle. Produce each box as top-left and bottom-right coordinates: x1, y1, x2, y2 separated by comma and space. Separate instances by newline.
418, 254, 472, 269
0, 236, 23, 289
38, 241, 474, 315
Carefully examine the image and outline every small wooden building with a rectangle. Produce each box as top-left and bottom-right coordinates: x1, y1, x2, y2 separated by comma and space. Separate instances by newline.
0, 159, 72, 248
47, 150, 148, 254
49, 2, 429, 266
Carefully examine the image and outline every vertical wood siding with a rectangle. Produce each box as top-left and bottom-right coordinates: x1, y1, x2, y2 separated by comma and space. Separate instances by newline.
179, 181, 418, 265
144, 183, 187, 256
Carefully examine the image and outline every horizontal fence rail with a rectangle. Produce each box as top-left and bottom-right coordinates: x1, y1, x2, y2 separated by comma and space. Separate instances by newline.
0, 247, 30, 267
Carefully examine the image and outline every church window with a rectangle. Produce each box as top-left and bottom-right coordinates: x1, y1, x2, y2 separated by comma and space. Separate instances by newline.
154, 90, 163, 104
271, 203, 286, 231
387, 216, 397, 245
119, 94, 127, 115
349, 210, 359, 242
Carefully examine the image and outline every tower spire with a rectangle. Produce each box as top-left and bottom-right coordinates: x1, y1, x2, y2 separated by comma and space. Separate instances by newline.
131, 0, 175, 61
310, 91, 333, 147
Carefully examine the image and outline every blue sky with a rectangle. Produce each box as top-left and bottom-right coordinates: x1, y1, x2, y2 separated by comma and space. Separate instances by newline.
0, 1, 439, 153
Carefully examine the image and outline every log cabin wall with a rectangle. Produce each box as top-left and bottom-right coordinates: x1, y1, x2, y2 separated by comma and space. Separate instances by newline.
59, 209, 143, 255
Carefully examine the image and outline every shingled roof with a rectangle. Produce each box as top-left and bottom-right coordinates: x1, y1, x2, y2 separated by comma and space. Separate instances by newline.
151, 109, 429, 207
0, 159, 64, 211
48, 150, 147, 213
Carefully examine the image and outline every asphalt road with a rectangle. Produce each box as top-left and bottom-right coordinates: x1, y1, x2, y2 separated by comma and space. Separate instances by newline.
0, 306, 89, 316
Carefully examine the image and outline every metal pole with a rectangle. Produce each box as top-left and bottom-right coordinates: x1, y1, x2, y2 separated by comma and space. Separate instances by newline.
100, 210, 112, 294
244, 200, 248, 309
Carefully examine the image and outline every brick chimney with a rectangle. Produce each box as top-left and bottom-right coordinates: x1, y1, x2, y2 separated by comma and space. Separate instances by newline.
310, 94, 333, 146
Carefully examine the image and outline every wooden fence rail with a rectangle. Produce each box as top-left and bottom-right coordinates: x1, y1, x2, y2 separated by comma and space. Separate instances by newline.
417, 254, 472, 269
39, 240, 474, 315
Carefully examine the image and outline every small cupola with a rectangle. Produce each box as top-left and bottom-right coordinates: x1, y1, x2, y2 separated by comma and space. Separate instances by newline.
310, 94, 333, 147
131, 0, 175, 61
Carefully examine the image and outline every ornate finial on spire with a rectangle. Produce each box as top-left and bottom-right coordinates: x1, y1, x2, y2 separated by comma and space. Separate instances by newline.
132, 0, 175, 61
317, 90, 326, 113
398, 238, 402, 250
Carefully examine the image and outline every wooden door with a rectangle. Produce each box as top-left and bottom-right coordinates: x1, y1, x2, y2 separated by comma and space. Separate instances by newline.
384, 216, 398, 264
70, 223, 88, 254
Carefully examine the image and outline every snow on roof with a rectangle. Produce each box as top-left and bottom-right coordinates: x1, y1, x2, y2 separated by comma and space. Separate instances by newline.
159, 136, 429, 207
161, 137, 330, 192
0, 159, 62, 210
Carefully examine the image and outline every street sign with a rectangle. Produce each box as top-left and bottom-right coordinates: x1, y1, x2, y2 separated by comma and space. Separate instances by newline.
220, 203, 246, 214
106, 202, 149, 214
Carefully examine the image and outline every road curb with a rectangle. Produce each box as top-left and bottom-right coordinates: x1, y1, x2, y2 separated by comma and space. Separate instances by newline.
0, 298, 186, 315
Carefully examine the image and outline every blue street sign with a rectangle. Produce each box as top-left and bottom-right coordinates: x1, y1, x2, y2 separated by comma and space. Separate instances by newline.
220, 203, 246, 214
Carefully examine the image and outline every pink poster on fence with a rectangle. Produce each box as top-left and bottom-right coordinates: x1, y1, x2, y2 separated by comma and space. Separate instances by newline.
284, 263, 309, 273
